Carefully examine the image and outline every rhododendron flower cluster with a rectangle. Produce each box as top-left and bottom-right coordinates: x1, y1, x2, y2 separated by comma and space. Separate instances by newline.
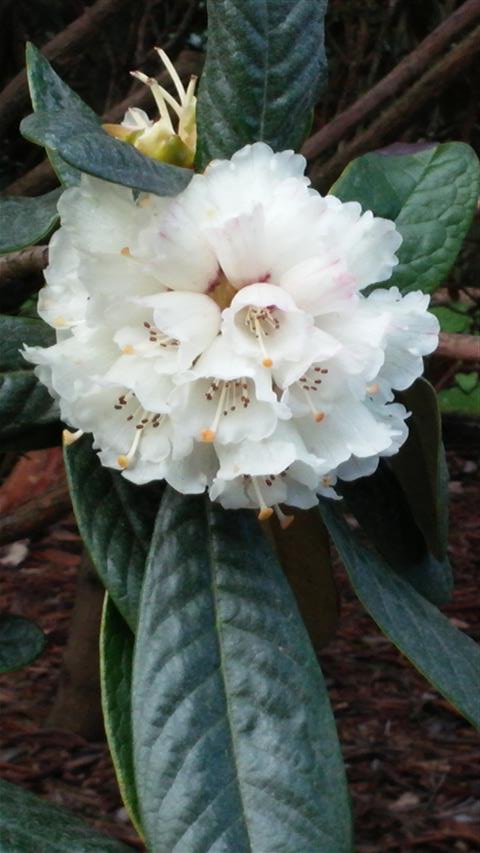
25, 143, 439, 524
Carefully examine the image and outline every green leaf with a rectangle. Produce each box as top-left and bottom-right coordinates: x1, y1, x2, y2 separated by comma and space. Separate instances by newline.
64, 436, 162, 630
196, 0, 328, 167
0, 190, 61, 254
320, 503, 480, 728
0, 778, 132, 852
332, 142, 480, 294
438, 379, 480, 417
431, 305, 472, 334
0, 614, 45, 673
391, 378, 449, 561
100, 595, 143, 838
455, 371, 478, 394
0, 315, 55, 371
0, 370, 60, 449
339, 462, 452, 606
22, 111, 193, 197
132, 489, 352, 853
26, 42, 99, 187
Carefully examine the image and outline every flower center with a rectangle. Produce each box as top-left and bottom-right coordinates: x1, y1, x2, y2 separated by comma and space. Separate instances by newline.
296, 365, 328, 421
201, 378, 251, 442
208, 273, 237, 310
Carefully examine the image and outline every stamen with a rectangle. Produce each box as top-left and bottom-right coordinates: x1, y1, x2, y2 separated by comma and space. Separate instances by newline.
366, 382, 380, 396
251, 477, 273, 521
274, 505, 294, 529
120, 246, 131, 256
130, 70, 175, 133
62, 428, 84, 446
201, 381, 228, 442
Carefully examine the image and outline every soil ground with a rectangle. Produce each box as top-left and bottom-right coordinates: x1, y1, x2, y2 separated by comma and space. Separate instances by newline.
0, 440, 478, 852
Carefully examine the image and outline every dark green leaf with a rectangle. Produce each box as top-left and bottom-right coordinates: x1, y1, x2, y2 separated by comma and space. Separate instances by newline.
332, 143, 480, 294
0, 190, 61, 254
196, 0, 328, 167
22, 111, 193, 197
320, 502, 480, 728
100, 596, 142, 837
133, 489, 352, 853
0, 614, 45, 674
0, 370, 60, 445
0, 778, 132, 852
64, 436, 162, 630
339, 461, 452, 606
26, 42, 98, 187
0, 315, 55, 371
391, 378, 449, 561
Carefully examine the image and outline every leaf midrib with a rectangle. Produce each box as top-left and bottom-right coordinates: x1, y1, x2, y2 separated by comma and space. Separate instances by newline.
205, 501, 254, 851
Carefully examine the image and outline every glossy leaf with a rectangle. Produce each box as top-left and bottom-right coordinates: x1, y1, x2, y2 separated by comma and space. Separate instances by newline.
196, 0, 328, 167
0, 190, 61, 255
26, 41, 98, 187
266, 508, 339, 649
64, 436, 163, 630
332, 142, 480, 294
100, 596, 142, 837
0, 370, 60, 449
320, 503, 480, 728
391, 378, 449, 561
0, 315, 54, 371
22, 111, 193, 197
0, 613, 45, 674
0, 778, 132, 852
339, 461, 452, 606
133, 488, 352, 853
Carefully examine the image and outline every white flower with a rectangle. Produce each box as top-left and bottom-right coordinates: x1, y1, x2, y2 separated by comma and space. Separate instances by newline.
24, 143, 439, 522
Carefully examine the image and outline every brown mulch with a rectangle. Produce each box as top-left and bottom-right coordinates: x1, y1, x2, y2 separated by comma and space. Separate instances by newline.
0, 444, 478, 852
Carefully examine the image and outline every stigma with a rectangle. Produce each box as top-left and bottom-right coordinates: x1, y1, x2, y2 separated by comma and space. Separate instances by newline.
201, 378, 251, 442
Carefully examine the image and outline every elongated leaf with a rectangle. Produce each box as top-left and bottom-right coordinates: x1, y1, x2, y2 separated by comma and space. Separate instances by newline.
320, 503, 480, 728
133, 489, 352, 853
0, 370, 60, 446
339, 462, 452, 606
26, 42, 98, 187
266, 508, 339, 649
392, 378, 449, 560
196, 0, 328, 167
0, 613, 45, 673
0, 779, 132, 852
100, 595, 142, 837
0, 190, 61, 254
331, 142, 480, 294
22, 111, 193, 197
64, 437, 162, 630
0, 315, 55, 371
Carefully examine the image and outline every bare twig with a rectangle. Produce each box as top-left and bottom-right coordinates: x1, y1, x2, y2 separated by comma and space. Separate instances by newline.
0, 245, 48, 286
435, 332, 480, 361
310, 24, 480, 190
0, 0, 130, 133
0, 481, 71, 546
302, 0, 480, 162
